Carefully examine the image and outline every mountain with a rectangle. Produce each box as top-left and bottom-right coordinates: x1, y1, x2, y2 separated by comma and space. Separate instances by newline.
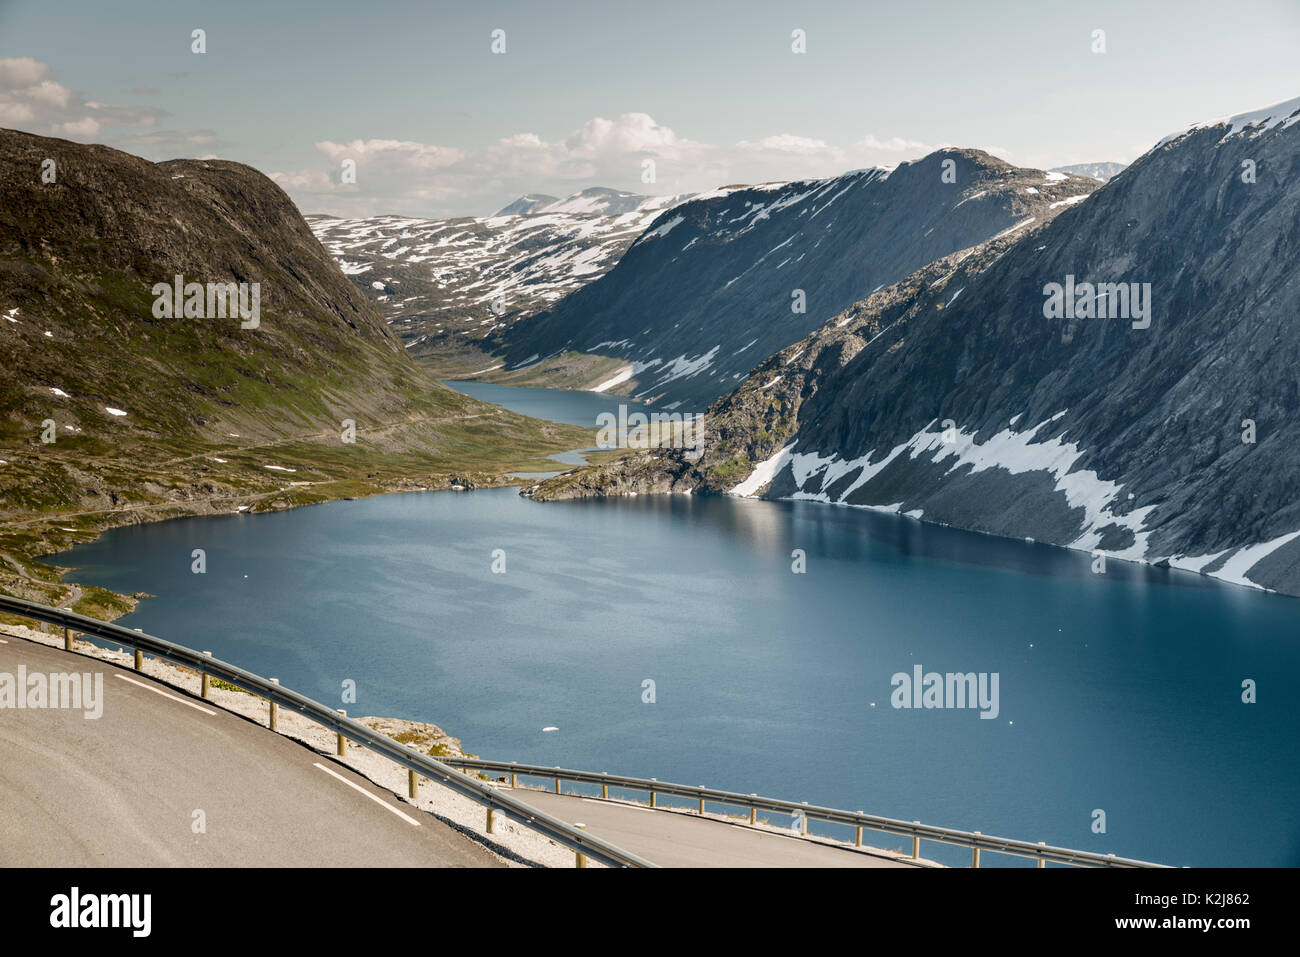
495, 193, 560, 216
495, 152, 1099, 408
531, 96, 1300, 597
306, 187, 691, 377
0, 128, 588, 608
1050, 162, 1127, 181
537, 187, 668, 216
496, 188, 655, 217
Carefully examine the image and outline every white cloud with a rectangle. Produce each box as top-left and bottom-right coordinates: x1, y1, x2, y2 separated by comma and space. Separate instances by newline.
0, 57, 166, 143
277, 112, 942, 218
0, 57, 51, 88
112, 128, 225, 155
55, 117, 99, 138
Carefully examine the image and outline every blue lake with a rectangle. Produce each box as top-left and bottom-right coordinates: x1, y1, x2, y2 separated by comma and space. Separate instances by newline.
443, 379, 659, 429
46, 387, 1300, 868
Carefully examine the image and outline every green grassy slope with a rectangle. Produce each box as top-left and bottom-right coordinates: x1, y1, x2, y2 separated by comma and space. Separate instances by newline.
0, 128, 589, 615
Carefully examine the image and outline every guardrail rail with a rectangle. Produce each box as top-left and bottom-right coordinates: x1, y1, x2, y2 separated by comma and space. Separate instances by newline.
439, 758, 1170, 869
1, 594, 1168, 869
0, 595, 656, 869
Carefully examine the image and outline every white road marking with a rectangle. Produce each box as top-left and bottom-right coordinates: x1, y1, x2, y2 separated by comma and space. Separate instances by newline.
575, 796, 654, 813
0, 638, 7, 643
313, 762, 422, 826
113, 673, 217, 715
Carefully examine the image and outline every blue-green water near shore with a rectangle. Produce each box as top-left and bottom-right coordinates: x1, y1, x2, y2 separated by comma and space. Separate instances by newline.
47, 385, 1300, 867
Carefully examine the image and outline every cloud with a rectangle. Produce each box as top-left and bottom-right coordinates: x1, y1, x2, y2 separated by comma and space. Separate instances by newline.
111, 128, 226, 157
0, 57, 167, 143
276, 112, 943, 218
1, 58, 947, 220
0, 57, 51, 87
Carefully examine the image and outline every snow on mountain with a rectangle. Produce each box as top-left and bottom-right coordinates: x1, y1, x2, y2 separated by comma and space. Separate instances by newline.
531, 95, 1300, 598
495, 193, 560, 216
307, 187, 694, 362
1155, 94, 1300, 148
498, 151, 1099, 408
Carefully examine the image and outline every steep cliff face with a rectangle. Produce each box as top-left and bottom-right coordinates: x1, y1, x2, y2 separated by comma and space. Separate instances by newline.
531, 97, 1300, 597
498, 150, 1097, 407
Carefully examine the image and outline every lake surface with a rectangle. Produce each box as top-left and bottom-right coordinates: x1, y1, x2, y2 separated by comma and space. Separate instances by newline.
47, 386, 1300, 868
443, 379, 660, 429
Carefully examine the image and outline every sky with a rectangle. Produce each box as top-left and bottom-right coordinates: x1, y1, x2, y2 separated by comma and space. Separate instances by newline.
2, 0, 1299, 218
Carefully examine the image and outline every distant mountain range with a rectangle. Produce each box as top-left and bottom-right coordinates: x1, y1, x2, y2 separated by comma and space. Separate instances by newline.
496, 187, 670, 217
307, 186, 690, 375
496, 152, 1098, 407
1050, 162, 1127, 181
531, 96, 1300, 597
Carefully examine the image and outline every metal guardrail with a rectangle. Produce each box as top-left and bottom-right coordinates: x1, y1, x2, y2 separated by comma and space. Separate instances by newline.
0, 595, 657, 869
441, 758, 1170, 869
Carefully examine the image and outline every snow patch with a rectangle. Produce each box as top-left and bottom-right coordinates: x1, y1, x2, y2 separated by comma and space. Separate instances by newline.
1157, 94, 1300, 148
772, 413, 1157, 562
590, 365, 634, 393
639, 214, 685, 242
1210, 531, 1300, 589
729, 445, 796, 497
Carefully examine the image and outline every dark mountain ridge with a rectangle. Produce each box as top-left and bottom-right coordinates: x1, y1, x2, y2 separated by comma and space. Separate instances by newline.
495, 150, 1098, 408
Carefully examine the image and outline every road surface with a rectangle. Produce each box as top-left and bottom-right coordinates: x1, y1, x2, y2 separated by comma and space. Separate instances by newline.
0, 636, 501, 867
504, 788, 918, 867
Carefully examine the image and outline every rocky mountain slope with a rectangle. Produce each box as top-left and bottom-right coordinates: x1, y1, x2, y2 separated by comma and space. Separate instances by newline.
307, 187, 690, 376
495, 152, 1098, 408
530, 95, 1300, 597
0, 128, 587, 609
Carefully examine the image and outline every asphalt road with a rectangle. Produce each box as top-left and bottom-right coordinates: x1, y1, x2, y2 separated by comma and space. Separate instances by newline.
507, 789, 918, 867
0, 637, 501, 867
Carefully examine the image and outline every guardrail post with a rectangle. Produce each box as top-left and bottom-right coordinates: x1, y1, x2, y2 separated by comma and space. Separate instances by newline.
913, 822, 921, 859
972, 832, 981, 868
574, 823, 587, 868
800, 802, 809, 835
63, 626, 72, 651
601, 772, 608, 800
554, 776, 561, 794
855, 824, 863, 847
698, 788, 705, 815
510, 772, 517, 788
409, 769, 418, 799
649, 779, 657, 808
487, 807, 496, 834
749, 795, 757, 825
201, 651, 212, 699
269, 678, 279, 731
1037, 841, 1047, 868
337, 709, 347, 755
134, 649, 143, 671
